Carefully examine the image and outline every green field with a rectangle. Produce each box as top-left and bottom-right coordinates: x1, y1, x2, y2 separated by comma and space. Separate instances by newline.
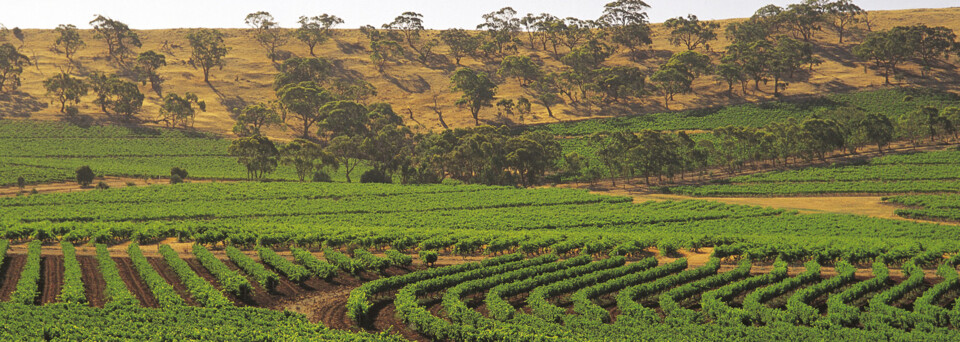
529, 88, 960, 136
671, 149, 960, 196
4, 181, 960, 340
0, 120, 370, 185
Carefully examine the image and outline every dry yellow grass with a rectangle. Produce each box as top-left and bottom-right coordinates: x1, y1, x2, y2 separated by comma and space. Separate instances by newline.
5, 8, 960, 138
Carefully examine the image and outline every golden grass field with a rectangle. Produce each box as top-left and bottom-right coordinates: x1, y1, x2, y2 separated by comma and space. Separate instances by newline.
3, 7, 960, 139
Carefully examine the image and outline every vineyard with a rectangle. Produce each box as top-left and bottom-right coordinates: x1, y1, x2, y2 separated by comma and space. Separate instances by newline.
527, 88, 960, 136
0, 120, 369, 186
0, 180, 956, 340
671, 148, 960, 196
2, 235, 960, 340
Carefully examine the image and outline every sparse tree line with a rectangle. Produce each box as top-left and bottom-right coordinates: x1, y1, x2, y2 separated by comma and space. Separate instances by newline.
229, 111, 560, 187
0, 1, 954, 128
582, 105, 960, 185
343, 0, 960, 122
0, 16, 224, 128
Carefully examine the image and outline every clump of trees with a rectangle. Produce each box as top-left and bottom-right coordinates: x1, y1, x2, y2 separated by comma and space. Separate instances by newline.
579, 103, 960, 185
854, 24, 957, 83
43, 72, 87, 113
187, 29, 229, 83
90, 15, 141, 66
158, 92, 205, 128
75, 166, 95, 187
0, 43, 30, 92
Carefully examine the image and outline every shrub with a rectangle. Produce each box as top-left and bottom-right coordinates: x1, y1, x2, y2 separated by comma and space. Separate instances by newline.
359, 169, 391, 184
312, 171, 332, 182
169, 174, 183, 184
30, 188, 38, 194
441, 178, 463, 185
64, 106, 79, 117
419, 250, 439, 266
16, 176, 25, 189
75, 166, 94, 187
96, 181, 110, 190
170, 167, 188, 179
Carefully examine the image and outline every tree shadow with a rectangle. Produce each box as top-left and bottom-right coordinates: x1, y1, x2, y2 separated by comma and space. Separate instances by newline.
421, 54, 456, 72
814, 44, 859, 68
382, 73, 431, 93
206, 80, 249, 118
329, 59, 366, 81
62, 113, 97, 128
0, 91, 46, 118
335, 40, 365, 55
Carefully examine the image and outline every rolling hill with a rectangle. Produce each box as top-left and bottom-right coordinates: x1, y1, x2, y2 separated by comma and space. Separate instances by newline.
3, 7, 960, 139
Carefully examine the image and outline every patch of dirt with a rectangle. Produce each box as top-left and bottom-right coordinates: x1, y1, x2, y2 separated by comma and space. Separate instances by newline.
0, 254, 26, 301
77, 255, 106, 307
113, 257, 159, 308
40, 255, 64, 304
0, 176, 226, 198
559, 142, 960, 224
366, 301, 429, 342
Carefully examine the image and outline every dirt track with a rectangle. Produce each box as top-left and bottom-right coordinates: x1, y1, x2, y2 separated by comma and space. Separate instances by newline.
78, 255, 105, 307
114, 257, 160, 307
0, 254, 26, 301
40, 256, 63, 304
0, 176, 228, 198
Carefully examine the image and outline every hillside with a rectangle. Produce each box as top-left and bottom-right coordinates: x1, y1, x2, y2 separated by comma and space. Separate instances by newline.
3, 7, 960, 139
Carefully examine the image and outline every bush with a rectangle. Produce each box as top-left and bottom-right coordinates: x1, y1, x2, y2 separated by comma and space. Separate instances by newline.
312, 171, 332, 182
16, 176, 25, 189
75, 166, 95, 187
169, 174, 183, 184
441, 178, 463, 186
30, 188, 38, 195
419, 250, 439, 266
359, 169, 391, 184
170, 167, 188, 180
64, 106, 79, 117
96, 181, 110, 190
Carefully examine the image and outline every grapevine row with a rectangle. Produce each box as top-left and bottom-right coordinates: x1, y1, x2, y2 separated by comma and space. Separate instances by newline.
783, 260, 856, 325
616, 258, 722, 324
192, 244, 251, 297
394, 255, 558, 339
659, 258, 754, 324
526, 257, 657, 323
257, 247, 310, 282
225, 246, 279, 292
57, 242, 85, 304
346, 253, 522, 324
94, 244, 138, 306
158, 244, 232, 307
291, 248, 336, 280
742, 260, 821, 324
571, 257, 688, 323
127, 243, 184, 308
8, 241, 41, 304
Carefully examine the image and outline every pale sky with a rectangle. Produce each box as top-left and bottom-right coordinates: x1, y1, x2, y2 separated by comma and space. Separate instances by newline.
1, 0, 957, 30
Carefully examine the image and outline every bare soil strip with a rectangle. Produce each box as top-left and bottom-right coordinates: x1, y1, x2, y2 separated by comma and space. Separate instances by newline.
40, 255, 64, 304
78, 255, 106, 307
114, 257, 160, 308
145, 257, 196, 306
0, 254, 26, 301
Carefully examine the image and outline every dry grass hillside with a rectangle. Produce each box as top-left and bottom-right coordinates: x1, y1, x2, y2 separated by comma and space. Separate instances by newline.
4, 7, 960, 139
